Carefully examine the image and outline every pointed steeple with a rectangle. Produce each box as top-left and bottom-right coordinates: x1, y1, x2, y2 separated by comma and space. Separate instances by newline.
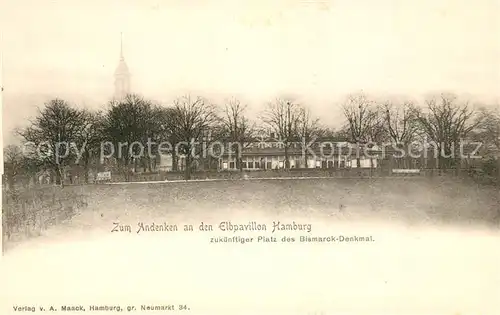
114, 32, 130, 99
120, 32, 124, 60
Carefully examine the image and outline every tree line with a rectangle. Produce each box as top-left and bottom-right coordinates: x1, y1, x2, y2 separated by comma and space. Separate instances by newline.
3, 92, 499, 186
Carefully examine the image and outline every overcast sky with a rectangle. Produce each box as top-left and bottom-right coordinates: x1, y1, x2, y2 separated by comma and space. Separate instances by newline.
1, 0, 499, 144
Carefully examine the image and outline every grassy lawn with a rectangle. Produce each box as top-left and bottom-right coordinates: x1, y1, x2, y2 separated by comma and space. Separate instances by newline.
3, 177, 500, 252
3, 177, 500, 314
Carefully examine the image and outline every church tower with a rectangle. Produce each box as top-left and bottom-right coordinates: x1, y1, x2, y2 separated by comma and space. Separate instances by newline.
114, 33, 131, 99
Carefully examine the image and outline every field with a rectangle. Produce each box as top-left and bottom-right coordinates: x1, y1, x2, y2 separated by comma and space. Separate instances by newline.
3, 176, 500, 252
2, 177, 500, 314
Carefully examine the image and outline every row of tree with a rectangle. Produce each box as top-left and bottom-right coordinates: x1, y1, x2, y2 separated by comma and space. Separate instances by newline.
3, 92, 500, 186
342, 93, 499, 168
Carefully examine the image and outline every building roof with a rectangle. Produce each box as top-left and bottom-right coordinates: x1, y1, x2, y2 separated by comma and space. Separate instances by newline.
217, 141, 484, 158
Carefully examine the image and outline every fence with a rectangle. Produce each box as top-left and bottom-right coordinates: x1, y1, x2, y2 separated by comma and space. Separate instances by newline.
101, 168, 479, 182
5, 160, 498, 188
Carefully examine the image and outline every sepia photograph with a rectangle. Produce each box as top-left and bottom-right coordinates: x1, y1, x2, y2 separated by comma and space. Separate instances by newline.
1, 0, 499, 314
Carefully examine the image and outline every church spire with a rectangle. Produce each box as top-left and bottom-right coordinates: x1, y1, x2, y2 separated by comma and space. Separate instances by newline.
114, 32, 130, 99
120, 32, 124, 60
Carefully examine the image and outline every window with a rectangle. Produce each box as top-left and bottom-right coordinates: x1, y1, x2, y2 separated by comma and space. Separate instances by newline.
242, 162, 247, 169
229, 162, 235, 169
266, 161, 272, 169
248, 162, 254, 169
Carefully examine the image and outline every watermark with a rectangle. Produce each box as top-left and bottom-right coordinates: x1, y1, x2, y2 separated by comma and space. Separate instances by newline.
19, 138, 483, 165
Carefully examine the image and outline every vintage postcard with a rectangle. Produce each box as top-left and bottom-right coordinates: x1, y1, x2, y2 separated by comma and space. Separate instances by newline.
1, 0, 499, 314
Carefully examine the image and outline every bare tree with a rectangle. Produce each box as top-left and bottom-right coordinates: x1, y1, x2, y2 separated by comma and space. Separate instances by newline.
262, 98, 301, 170
102, 94, 154, 180
18, 99, 86, 186
415, 93, 479, 169
140, 103, 167, 173
342, 93, 380, 139
473, 107, 500, 153
470, 106, 500, 181
221, 98, 255, 171
169, 95, 219, 180
156, 106, 180, 171
342, 92, 379, 167
297, 106, 320, 141
367, 105, 388, 144
382, 100, 420, 144
76, 109, 105, 183
296, 106, 321, 166
3, 145, 24, 190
